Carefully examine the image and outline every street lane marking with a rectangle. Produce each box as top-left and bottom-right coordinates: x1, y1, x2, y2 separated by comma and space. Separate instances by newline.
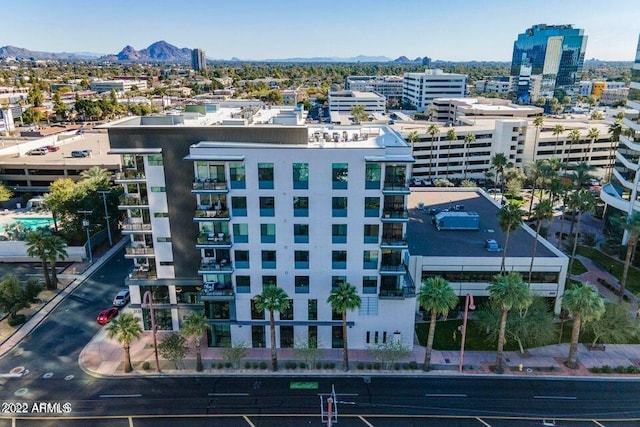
359, 415, 374, 427
533, 395, 577, 400
592, 421, 605, 427
317, 393, 359, 396
99, 394, 142, 398
476, 417, 492, 427
208, 393, 250, 396
243, 415, 256, 427
128, 416, 134, 427
425, 393, 467, 398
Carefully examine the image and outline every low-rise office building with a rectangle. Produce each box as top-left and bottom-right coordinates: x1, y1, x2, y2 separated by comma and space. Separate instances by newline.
89, 79, 148, 94
328, 90, 386, 115
402, 69, 466, 112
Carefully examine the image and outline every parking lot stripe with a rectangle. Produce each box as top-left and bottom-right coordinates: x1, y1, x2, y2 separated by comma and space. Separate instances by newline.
243, 415, 256, 427
358, 416, 374, 426
476, 417, 492, 427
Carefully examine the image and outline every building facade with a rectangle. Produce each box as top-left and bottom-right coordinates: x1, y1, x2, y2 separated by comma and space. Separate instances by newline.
345, 76, 404, 99
328, 90, 386, 114
89, 80, 148, 94
192, 48, 206, 72
402, 69, 466, 112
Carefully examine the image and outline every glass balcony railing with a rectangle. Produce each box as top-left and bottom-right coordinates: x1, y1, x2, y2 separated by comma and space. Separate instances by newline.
197, 233, 231, 245
119, 196, 149, 206
122, 222, 152, 232
192, 180, 228, 191
381, 235, 408, 246
125, 247, 155, 255
115, 171, 146, 181
381, 209, 409, 220
198, 260, 233, 273
128, 266, 157, 280
200, 282, 234, 299
194, 209, 230, 219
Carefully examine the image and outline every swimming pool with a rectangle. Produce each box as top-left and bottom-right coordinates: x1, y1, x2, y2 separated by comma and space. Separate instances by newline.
10, 217, 54, 230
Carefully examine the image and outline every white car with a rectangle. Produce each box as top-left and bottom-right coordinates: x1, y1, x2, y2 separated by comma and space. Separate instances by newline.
112, 289, 130, 307
411, 178, 423, 186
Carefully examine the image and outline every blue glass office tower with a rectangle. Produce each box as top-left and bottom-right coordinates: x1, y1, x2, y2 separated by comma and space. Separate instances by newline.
511, 24, 587, 103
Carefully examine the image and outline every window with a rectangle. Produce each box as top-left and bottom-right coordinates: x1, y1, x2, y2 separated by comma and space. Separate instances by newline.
260, 224, 276, 243
332, 163, 348, 189
157, 237, 171, 242
234, 250, 249, 269
308, 326, 318, 347
251, 299, 264, 320
236, 276, 250, 293
142, 308, 172, 331
332, 224, 347, 244
140, 285, 169, 304
233, 223, 248, 243
332, 326, 344, 348
123, 154, 136, 169
258, 163, 274, 189
364, 224, 379, 244
231, 197, 247, 216
332, 251, 347, 269
364, 197, 380, 217
363, 276, 377, 294
148, 154, 163, 166
252, 325, 265, 348
280, 325, 294, 348
261, 250, 276, 269
332, 197, 348, 217
259, 197, 275, 217
207, 301, 230, 320
262, 275, 277, 289
293, 196, 309, 217
384, 164, 407, 188
280, 300, 293, 320
294, 224, 309, 243
332, 276, 346, 290
365, 163, 381, 189
293, 163, 309, 189
229, 162, 246, 189
363, 250, 379, 269
295, 276, 309, 293
154, 212, 168, 218
295, 251, 309, 269
308, 299, 317, 320
159, 261, 173, 266
150, 186, 166, 192
209, 325, 231, 347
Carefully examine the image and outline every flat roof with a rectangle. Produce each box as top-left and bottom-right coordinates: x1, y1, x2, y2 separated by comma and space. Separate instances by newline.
407, 189, 560, 259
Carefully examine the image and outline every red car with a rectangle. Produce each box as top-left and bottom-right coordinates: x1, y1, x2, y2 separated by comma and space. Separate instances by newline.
97, 307, 119, 324
45, 145, 60, 152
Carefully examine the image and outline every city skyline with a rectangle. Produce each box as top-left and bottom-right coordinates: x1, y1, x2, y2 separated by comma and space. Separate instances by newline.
1, 0, 638, 62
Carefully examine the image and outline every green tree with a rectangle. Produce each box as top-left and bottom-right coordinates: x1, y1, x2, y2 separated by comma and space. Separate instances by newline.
586, 127, 599, 162
181, 311, 210, 372
567, 161, 596, 190
43, 234, 67, 287
528, 200, 554, 284
53, 91, 66, 120
552, 124, 565, 156
406, 131, 420, 150
327, 282, 361, 371
526, 159, 547, 217
607, 121, 622, 180
490, 153, 508, 196
416, 276, 457, 371
158, 333, 189, 369
532, 116, 545, 160
445, 129, 457, 175
106, 312, 143, 373
80, 166, 112, 187
0, 181, 13, 204
25, 230, 52, 289
584, 302, 639, 346
427, 124, 440, 178
22, 107, 44, 124
44, 178, 75, 231
463, 133, 475, 179
0, 274, 43, 321
255, 285, 290, 371
562, 283, 605, 369
497, 203, 524, 273
350, 105, 367, 124
27, 85, 43, 107
221, 341, 249, 369
487, 272, 532, 373
566, 129, 581, 164
619, 212, 640, 301
566, 190, 595, 280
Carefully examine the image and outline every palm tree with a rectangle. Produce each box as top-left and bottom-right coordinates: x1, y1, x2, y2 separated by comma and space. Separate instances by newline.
490, 153, 508, 197
43, 234, 67, 287
607, 121, 622, 180
181, 311, 210, 372
488, 272, 532, 374
526, 159, 546, 217
497, 203, 524, 273
552, 124, 565, 157
427, 124, 440, 179
586, 127, 599, 162
532, 116, 544, 161
106, 312, 143, 373
619, 213, 640, 301
445, 129, 457, 176
416, 277, 457, 371
463, 133, 475, 179
406, 131, 420, 147
568, 161, 596, 191
566, 190, 595, 279
79, 166, 112, 187
25, 230, 51, 289
562, 283, 605, 369
255, 285, 290, 371
528, 200, 554, 284
327, 282, 361, 371
566, 129, 581, 164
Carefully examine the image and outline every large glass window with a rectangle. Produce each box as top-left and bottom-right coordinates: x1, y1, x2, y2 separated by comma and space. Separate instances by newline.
364, 197, 379, 217
384, 164, 407, 188
363, 250, 379, 269
294, 223, 309, 243
295, 276, 310, 293
175, 285, 201, 304
259, 196, 275, 217
252, 325, 265, 348
229, 163, 246, 189
236, 276, 250, 293
260, 223, 276, 243
233, 223, 248, 243
148, 154, 163, 166
364, 224, 379, 244
332, 197, 348, 217
209, 325, 231, 348
293, 163, 309, 189
251, 299, 264, 320
332, 325, 344, 348
280, 325, 294, 348
332, 163, 348, 189
293, 196, 309, 217
234, 250, 249, 269
142, 308, 172, 330
363, 276, 378, 294
262, 275, 277, 288
231, 196, 247, 216
332, 276, 346, 290
308, 299, 317, 320
261, 250, 277, 269
365, 163, 381, 189
280, 300, 294, 320
332, 251, 347, 269
258, 163, 274, 189
295, 251, 309, 269
332, 224, 347, 243
139, 285, 170, 304
206, 301, 231, 320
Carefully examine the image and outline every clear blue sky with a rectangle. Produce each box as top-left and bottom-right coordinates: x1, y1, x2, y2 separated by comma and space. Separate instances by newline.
2, 0, 638, 61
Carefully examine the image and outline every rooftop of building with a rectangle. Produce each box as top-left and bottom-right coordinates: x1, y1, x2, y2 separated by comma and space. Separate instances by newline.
328, 90, 385, 99
435, 97, 544, 116
407, 188, 562, 259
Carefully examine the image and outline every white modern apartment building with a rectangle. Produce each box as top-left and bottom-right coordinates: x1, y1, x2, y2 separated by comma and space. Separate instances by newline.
328, 90, 386, 115
475, 78, 513, 95
345, 76, 404, 98
402, 69, 466, 112
90, 79, 148, 94
107, 110, 416, 350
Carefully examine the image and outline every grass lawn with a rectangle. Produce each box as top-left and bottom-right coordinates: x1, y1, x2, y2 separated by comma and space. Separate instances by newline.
577, 246, 640, 294
571, 259, 588, 275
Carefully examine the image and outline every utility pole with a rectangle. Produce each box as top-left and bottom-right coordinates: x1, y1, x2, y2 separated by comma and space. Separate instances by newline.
78, 210, 93, 263
97, 190, 113, 247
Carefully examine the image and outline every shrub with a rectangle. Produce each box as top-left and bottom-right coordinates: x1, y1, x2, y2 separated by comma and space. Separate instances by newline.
615, 365, 626, 373
625, 365, 639, 374
252, 362, 259, 369
601, 365, 612, 373
299, 362, 306, 369
8, 314, 26, 326
316, 362, 322, 369
402, 363, 409, 370
409, 361, 418, 370
141, 361, 151, 370
323, 363, 330, 369
217, 363, 224, 369
329, 362, 335, 369
259, 361, 267, 369
244, 362, 251, 369
394, 363, 400, 371
366, 363, 373, 369
357, 363, 364, 370
373, 363, 381, 370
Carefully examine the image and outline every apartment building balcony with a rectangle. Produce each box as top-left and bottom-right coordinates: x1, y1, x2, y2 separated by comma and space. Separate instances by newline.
122, 221, 152, 234
192, 179, 229, 193
379, 263, 407, 275
379, 275, 416, 299
381, 209, 409, 222
118, 196, 149, 209
200, 281, 234, 301
198, 259, 233, 274
124, 247, 155, 258
194, 208, 230, 221
196, 232, 232, 249
600, 183, 634, 213
128, 265, 157, 280
380, 235, 408, 249
114, 170, 146, 183
382, 181, 410, 195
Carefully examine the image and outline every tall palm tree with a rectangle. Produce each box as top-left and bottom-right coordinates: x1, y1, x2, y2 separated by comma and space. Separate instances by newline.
619, 212, 640, 301
607, 121, 622, 180
566, 129, 581, 165
406, 131, 420, 148
552, 124, 565, 157
532, 116, 544, 161
586, 127, 599, 162
327, 282, 361, 371
106, 312, 143, 373
427, 124, 440, 179
255, 285, 290, 371
497, 203, 524, 273
568, 161, 596, 191
463, 133, 475, 179
43, 234, 67, 287
25, 229, 51, 289
79, 166, 112, 187
417, 277, 457, 371
528, 200, 554, 284
488, 272, 532, 374
566, 190, 595, 279
181, 311, 210, 372
526, 159, 546, 217
490, 153, 508, 197
562, 283, 605, 369
445, 129, 457, 176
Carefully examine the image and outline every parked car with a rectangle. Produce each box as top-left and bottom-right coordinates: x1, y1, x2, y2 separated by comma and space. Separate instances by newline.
411, 178, 423, 186
96, 307, 119, 324
112, 289, 130, 307
27, 147, 48, 155
45, 145, 60, 152
71, 150, 92, 158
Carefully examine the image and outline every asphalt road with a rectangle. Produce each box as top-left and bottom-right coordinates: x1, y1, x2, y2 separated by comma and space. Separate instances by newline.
1, 251, 640, 426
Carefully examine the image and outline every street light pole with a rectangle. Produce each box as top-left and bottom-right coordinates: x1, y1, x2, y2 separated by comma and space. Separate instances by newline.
142, 290, 161, 373
458, 293, 475, 373
97, 190, 113, 247
78, 210, 93, 263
